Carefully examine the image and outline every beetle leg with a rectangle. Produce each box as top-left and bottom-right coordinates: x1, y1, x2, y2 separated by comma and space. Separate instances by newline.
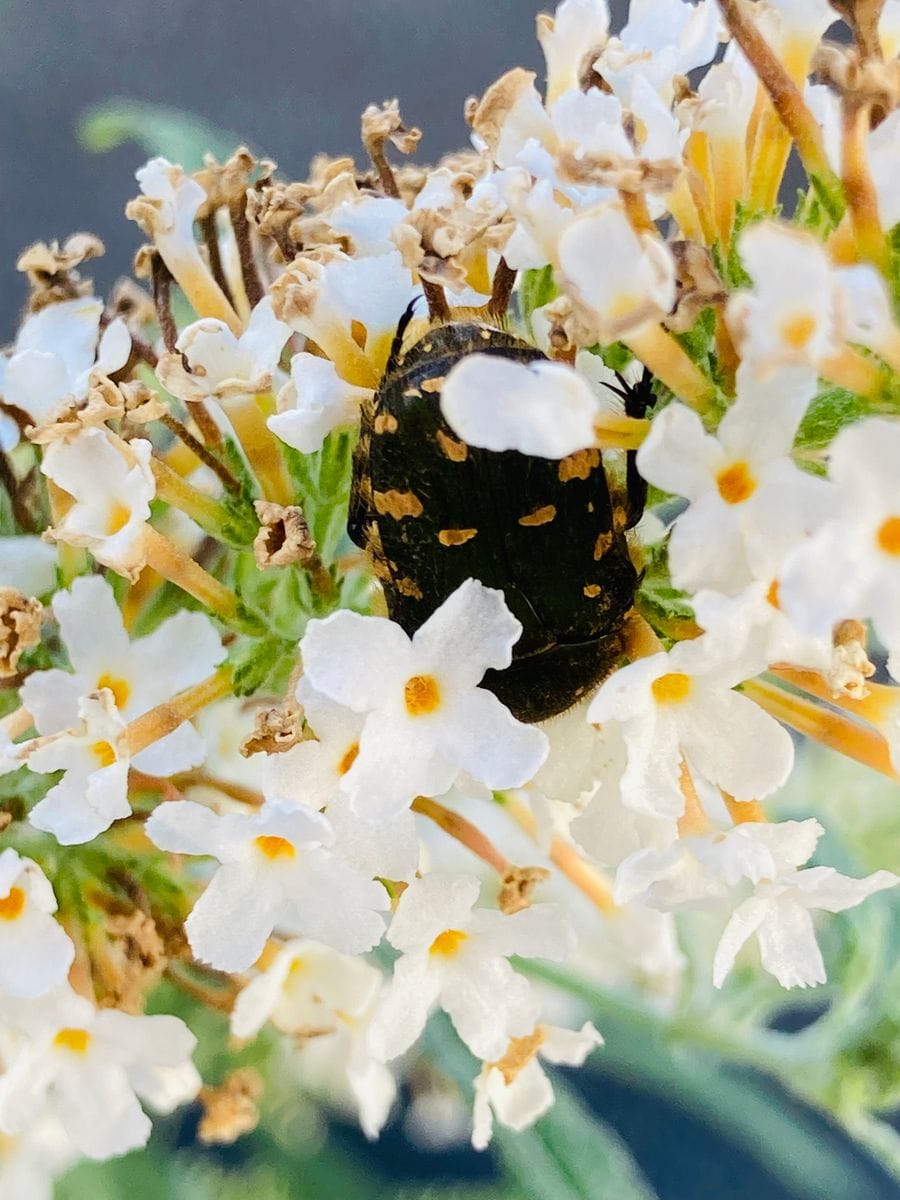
621, 367, 654, 530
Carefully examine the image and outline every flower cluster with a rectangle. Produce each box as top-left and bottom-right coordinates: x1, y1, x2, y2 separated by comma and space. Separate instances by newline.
0, 0, 899, 1188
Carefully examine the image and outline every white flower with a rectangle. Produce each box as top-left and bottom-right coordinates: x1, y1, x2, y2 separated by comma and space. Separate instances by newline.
779, 418, 900, 676
596, 0, 721, 105
40, 428, 155, 580
0, 849, 73, 998
268, 352, 373, 453
558, 205, 676, 342
440, 355, 601, 458
158, 296, 292, 402
264, 678, 419, 882
636, 364, 830, 594
0, 297, 130, 437
273, 250, 418, 389
22, 574, 224, 772
0, 536, 57, 597
25, 691, 131, 845
726, 222, 844, 376
132, 157, 206, 264
300, 579, 549, 817
0, 1114, 78, 1200
231, 939, 396, 1139
614, 819, 824, 909
714, 865, 898, 989
472, 1022, 603, 1150
145, 799, 388, 971
0, 985, 199, 1160
368, 873, 574, 1063
537, 0, 611, 105
586, 630, 794, 818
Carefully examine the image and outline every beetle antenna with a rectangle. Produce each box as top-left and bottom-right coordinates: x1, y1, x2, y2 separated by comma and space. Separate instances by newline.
384, 296, 422, 376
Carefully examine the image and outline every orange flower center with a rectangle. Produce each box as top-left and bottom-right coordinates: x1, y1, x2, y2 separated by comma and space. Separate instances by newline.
254, 835, 296, 860
97, 673, 131, 709
105, 502, 132, 536
91, 740, 117, 768
766, 580, 781, 609
429, 928, 468, 958
0, 886, 25, 921
54, 1027, 92, 1055
651, 672, 692, 705
404, 674, 441, 716
780, 312, 817, 350
337, 741, 360, 776
876, 516, 900, 557
716, 461, 756, 505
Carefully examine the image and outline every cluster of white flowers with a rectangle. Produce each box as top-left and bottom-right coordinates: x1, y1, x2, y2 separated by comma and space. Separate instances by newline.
0, 0, 899, 1188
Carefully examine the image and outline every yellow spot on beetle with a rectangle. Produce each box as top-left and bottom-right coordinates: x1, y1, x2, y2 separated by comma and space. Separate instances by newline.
0, 886, 25, 921
436, 429, 468, 461
54, 1027, 91, 1055
429, 928, 468, 957
97, 673, 131, 709
420, 376, 446, 394
716, 461, 756, 505
373, 413, 399, 434
559, 449, 600, 482
255, 835, 296, 860
583, 583, 602, 598
593, 531, 613, 560
373, 490, 424, 519
876, 516, 900, 556
405, 674, 441, 716
651, 672, 692, 705
519, 505, 556, 527
438, 528, 478, 546
396, 577, 424, 599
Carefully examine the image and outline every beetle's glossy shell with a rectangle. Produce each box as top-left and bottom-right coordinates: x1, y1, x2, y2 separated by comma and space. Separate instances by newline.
349, 322, 638, 722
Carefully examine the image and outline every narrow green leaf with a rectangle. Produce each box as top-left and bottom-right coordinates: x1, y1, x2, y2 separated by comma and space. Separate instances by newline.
77, 100, 241, 168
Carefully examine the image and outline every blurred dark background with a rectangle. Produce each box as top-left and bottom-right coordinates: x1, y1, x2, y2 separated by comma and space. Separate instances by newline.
0, 0, 574, 337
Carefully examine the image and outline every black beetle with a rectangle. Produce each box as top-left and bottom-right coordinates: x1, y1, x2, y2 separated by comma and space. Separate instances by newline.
348, 314, 649, 723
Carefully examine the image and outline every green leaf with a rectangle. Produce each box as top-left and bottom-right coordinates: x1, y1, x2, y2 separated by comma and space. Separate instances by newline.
794, 386, 867, 452
77, 100, 241, 168
519, 265, 557, 337
229, 634, 296, 697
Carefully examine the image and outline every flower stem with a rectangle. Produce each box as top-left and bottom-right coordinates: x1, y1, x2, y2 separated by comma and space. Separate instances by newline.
150, 459, 239, 541
502, 794, 617, 914
820, 345, 884, 398
142, 526, 242, 623
742, 677, 897, 779
841, 102, 888, 272
411, 795, 510, 874
223, 393, 294, 506
624, 323, 716, 413
125, 664, 234, 757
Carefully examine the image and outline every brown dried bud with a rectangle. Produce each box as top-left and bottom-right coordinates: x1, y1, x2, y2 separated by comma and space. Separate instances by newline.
107, 277, 157, 331
0, 589, 42, 677
253, 500, 316, 568
498, 865, 551, 915
828, 0, 886, 59
665, 240, 728, 333
240, 704, 305, 757
193, 146, 276, 218
198, 1068, 263, 1146
362, 99, 422, 159
26, 377, 126, 446
557, 148, 682, 194
814, 42, 900, 110
17, 233, 105, 310
92, 910, 167, 1014
472, 68, 537, 159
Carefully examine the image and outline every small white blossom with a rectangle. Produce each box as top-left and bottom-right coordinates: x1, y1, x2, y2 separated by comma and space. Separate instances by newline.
0, 1114, 78, 1200
440, 355, 601, 458
558, 206, 676, 342
472, 1022, 603, 1150
264, 678, 419, 882
145, 799, 388, 971
130, 157, 206, 268
40, 428, 155, 580
586, 630, 794, 818
25, 691, 131, 845
157, 296, 292, 402
636, 364, 830, 594
779, 418, 900, 677
368, 873, 574, 1063
0, 985, 199, 1160
0, 297, 130, 439
301, 579, 548, 817
0, 849, 73, 998
0, 536, 57, 597
268, 352, 373, 453
537, 0, 611, 104
231, 939, 396, 1139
